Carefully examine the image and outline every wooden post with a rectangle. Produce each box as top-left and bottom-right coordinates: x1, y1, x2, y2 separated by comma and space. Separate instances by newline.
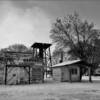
32, 47, 35, 59
49, 47, 52, 76
69, 68, 72, 83
44, 50, 47, 78
45, 50, 47, 65
28, 66, 31, 84
5, 65, 7, 85
36, 49, 37, 61
42, 68, 44, 83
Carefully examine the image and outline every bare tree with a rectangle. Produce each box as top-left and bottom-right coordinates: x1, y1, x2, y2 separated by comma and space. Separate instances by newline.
50, 12, 100, 82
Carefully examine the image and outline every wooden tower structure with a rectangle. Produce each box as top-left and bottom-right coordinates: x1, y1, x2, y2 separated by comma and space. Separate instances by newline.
0, 42, 52, 85
31, 42, 52, 77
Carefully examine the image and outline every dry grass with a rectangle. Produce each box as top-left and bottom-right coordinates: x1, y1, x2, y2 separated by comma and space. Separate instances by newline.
0, 76, 100, 100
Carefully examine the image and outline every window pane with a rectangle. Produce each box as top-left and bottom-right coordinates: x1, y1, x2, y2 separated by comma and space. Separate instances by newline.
71, 68, 77, 75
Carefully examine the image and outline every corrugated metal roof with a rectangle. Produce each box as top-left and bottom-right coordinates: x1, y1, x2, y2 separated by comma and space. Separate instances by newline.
52, 59, 81, 68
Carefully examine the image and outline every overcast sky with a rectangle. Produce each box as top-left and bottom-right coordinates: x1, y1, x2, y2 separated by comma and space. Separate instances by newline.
0, 0, 100, 48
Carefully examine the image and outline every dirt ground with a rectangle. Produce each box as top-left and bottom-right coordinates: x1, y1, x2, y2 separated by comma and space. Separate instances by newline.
0, 76, 100, 100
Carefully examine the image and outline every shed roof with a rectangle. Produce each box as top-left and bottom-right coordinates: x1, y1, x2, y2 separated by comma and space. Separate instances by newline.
52, 59, 81, 68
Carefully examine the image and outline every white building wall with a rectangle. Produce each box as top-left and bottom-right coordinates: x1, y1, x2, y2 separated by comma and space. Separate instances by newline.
52, 65, 80, 82
70, 65, 80, 81
53, 68, 61, 81
61, 67, 69, 81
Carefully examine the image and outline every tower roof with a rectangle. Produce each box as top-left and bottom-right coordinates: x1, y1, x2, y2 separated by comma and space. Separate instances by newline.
31, 42, 51, 49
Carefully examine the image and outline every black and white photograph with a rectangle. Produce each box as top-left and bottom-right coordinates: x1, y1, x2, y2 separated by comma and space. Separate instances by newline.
0, 0, 100, 100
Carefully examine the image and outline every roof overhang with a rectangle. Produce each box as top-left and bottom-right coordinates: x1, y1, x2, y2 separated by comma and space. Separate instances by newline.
52, 59, 81, 68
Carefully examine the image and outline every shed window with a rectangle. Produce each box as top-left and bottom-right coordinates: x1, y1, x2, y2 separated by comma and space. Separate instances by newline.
71, 68, 77, 75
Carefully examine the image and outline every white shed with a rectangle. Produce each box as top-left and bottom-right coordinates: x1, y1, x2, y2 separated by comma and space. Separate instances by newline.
52, 60, 81, 82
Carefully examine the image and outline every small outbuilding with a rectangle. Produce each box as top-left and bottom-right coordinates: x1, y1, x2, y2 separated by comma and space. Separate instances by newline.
52, 60, 82, 82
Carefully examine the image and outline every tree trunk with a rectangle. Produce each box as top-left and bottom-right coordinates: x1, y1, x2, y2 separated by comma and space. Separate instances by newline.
88, 67, 92, 82
79, 68, 82, 82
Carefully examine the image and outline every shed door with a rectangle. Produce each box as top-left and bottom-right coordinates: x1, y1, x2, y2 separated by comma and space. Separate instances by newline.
61, 68, 69, 81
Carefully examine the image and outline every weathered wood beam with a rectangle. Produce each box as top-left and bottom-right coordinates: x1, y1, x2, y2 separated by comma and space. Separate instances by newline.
5, 65, 8, 85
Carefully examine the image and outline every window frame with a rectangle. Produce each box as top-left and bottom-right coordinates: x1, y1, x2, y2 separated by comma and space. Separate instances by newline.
71, 68, 77, 75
